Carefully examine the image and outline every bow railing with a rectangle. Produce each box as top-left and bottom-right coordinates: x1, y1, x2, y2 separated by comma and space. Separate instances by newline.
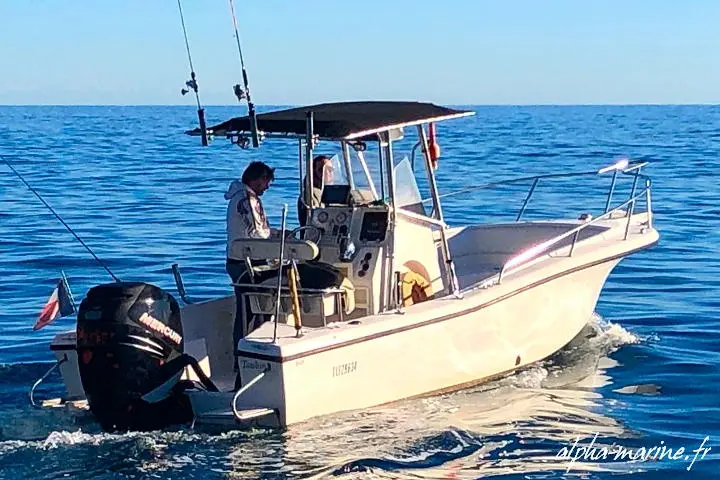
435, 159, 654, 287
476, 159, 653, 285
498, 180, 651, 283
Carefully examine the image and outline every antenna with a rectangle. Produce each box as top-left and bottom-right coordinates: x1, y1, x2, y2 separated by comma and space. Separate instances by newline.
177, 0, 208, 146
228, 0, 260, 148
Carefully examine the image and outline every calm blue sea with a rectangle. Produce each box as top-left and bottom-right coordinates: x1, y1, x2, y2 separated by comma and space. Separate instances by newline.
1, 105, 719, 479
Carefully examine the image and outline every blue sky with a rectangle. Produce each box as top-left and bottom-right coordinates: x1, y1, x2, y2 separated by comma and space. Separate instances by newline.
1, 0, 718, 105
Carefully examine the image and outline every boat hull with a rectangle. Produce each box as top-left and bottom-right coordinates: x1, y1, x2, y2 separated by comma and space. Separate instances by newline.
190, 256, 621, 427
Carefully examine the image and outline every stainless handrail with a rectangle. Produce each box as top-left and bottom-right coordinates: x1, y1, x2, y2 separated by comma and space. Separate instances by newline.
29, 355, 68, 408
272, 205, 289, 343
427, 168, 602, 204
516, 178, 539, 221
411, 159, 654, 290
232, 365, 269, 421
497, 182, 651, 283
423, 161, 650, 207
516, 162, 649, 221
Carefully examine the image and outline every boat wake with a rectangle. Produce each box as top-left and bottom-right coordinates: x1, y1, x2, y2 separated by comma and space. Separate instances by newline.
0, 314, 646, 478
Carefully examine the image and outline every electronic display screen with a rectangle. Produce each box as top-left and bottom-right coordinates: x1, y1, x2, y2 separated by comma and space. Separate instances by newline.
321, 185, 351, 205
359, 211, 389, 242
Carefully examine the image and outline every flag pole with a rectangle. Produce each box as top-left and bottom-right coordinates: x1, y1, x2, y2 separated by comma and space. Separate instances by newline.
60, 270, 77, 313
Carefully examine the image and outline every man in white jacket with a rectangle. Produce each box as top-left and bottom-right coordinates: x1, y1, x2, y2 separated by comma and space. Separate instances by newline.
224, 161, 279, 369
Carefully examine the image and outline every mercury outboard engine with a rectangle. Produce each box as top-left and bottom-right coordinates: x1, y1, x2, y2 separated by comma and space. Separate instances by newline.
76, 281, 216, 432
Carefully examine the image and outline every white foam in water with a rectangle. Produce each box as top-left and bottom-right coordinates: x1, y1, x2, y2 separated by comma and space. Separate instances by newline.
490, 313, 641, 392
42, 430, 99, 449
0, 440, 26, 455
1, 428, 141, 454
510, 366, 549, 389
588, 312, 641, 350
0, 431, 100, 456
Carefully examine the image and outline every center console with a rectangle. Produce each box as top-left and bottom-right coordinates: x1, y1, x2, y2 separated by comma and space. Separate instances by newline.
307, 194, 392, 316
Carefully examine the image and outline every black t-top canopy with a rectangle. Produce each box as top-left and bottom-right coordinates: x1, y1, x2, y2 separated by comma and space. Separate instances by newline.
188, 101, 474, 140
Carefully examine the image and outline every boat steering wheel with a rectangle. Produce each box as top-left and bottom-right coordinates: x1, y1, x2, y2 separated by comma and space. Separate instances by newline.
288, 225, 323, 244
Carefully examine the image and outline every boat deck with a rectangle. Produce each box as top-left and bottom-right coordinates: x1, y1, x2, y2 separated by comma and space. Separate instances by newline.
455, 263, 500, 290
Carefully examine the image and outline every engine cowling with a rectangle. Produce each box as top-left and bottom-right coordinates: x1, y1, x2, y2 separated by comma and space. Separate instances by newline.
76, 281, 194, 432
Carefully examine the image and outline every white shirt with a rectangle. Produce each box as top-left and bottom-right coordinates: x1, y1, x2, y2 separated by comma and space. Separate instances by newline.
225, 179, 270, 258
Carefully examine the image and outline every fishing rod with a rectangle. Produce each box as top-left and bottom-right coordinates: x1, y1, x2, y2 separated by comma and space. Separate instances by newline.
177, 0, 209, 146
2, 158, 121, 283
228, 0, 260, 148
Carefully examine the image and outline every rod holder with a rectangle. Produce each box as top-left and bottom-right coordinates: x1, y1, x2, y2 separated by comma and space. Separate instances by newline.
172, 263, 194, 304
197, 108, 208, 146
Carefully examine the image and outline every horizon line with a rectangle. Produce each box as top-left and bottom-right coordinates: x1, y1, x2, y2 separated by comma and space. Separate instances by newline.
1, 102, 719, 107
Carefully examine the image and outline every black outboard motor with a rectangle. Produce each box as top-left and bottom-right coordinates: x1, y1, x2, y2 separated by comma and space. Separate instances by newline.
76, 281, 216, 432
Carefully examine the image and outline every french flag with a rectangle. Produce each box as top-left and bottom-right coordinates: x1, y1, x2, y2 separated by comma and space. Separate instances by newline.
33, 276, 75, 331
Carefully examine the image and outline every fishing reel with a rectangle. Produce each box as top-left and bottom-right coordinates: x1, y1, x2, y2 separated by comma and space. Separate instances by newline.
232, 131, 264, 149
181, 79, 198, 96
235, 134, 251, 149
233, 84, 246, 102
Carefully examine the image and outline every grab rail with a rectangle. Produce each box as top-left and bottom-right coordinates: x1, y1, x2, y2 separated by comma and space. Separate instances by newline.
232, 365, 269, 421
517, 161, 649, 221
425, 160, 649, 216
29, 355, 68, 408
415, 158, 654, 291
497, 179, 652, 283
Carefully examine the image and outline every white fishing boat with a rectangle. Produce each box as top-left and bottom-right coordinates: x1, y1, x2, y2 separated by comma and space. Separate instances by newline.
39, 100, 659, 432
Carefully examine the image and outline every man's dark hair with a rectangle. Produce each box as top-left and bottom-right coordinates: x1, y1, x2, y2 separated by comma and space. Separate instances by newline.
241, 161, 275, 184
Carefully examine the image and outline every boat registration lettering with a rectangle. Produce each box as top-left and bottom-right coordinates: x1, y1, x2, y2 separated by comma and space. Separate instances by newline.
241, 359, 271, 371
332, 361, 357, 377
